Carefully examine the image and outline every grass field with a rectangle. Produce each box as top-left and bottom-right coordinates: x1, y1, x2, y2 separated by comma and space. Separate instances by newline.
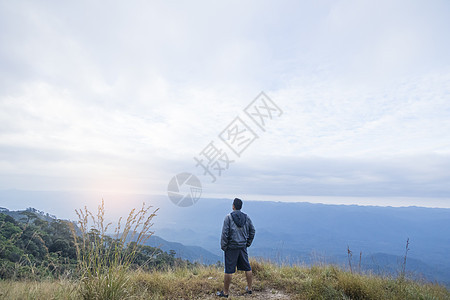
1, 259, 449, 300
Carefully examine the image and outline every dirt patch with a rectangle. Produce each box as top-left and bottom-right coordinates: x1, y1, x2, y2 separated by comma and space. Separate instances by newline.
204, 289, 291, 299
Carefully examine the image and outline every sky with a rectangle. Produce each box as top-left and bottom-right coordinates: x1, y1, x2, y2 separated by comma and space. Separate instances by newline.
1, 0, 450, 209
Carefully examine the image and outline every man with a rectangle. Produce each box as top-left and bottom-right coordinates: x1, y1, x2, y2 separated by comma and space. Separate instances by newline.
217, 198, 256, 298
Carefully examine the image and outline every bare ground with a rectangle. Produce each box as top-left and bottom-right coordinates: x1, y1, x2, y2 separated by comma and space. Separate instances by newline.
204, 288, 291, 299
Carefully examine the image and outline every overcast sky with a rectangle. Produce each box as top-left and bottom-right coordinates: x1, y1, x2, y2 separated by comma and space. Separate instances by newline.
1, 0, 449, 208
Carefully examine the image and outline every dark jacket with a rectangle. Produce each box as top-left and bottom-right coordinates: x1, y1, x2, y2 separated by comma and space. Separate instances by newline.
221, 210, 255, 251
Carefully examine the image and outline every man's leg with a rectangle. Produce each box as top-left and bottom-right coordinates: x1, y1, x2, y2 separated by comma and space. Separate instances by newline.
222, 249, 238, 296
224, 273, 232, 295
245, 270, 253, 291
237, 248, 253, 293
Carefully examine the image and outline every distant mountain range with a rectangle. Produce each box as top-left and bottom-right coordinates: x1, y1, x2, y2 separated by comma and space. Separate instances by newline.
1, 190, 449, 285
144, 235, 220, 265
150, 197, 450, 286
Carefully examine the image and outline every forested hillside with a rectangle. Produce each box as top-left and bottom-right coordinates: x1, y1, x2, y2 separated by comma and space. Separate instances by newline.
0, 209, 189, 280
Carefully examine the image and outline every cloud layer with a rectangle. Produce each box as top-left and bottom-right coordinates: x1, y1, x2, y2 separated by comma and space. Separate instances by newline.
0, 0, 449, 206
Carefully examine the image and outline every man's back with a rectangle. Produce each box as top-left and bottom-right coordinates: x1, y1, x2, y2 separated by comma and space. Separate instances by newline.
221, 209, 255, 251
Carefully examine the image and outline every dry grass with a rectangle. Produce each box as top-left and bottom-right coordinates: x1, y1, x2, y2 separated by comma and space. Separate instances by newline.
1, 259, 449, 300
0, 279, 78, 300
250, 259, 450, 300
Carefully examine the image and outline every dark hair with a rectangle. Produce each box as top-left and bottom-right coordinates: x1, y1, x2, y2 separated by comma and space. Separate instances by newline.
233, 198, 243, 210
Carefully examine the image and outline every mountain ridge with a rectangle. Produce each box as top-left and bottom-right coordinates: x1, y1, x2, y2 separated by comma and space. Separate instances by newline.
1, 191, 449, 285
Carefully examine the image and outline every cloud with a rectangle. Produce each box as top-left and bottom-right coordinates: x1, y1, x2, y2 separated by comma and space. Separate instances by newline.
205, 154, 450, 199
0, 1, 449, 206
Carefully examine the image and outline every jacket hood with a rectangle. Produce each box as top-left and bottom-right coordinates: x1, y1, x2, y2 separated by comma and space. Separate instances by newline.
231, 210, 247, 227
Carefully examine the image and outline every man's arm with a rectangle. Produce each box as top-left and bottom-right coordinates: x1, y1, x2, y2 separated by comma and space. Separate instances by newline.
246, 217, 255, 247
220, 215, 230, 251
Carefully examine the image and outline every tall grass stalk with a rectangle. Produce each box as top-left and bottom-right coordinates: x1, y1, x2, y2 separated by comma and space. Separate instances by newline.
401, 237, 410, 278
347, 246, 353, 274
70, 199, 158, 300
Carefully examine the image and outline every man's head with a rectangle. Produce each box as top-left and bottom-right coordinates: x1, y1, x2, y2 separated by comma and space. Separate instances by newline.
232, 198, 243, 210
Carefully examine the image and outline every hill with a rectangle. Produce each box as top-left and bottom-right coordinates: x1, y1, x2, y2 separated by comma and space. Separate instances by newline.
0, 207, 57, 223
0, 208, 194, 280
1, 201, 449, 299
0, 206, 219, 267
1, 190, 449, 285
145, 235, 221, 265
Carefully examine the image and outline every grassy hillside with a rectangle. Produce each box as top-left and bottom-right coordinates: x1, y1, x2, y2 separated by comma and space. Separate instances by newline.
1, 202, 449, 299
0, 259, 449, 299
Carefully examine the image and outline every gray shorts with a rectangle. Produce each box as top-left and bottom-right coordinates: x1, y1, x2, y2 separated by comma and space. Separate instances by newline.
224, 248, 251, 274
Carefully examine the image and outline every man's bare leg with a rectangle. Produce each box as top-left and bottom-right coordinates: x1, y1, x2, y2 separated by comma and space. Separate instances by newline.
224, 273, 232, 295
245, 270, 253, 291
